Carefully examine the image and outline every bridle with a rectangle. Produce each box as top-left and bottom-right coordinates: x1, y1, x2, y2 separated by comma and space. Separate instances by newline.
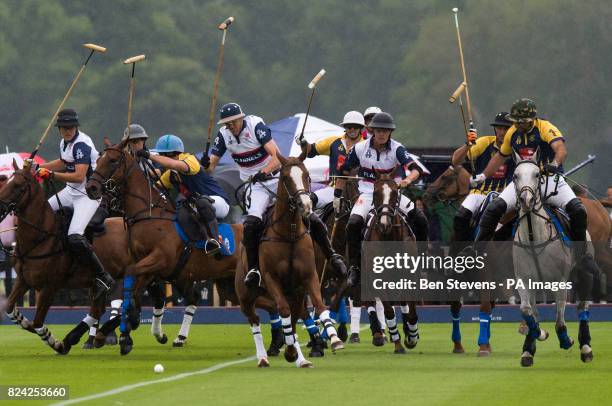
372, 179, 401, 235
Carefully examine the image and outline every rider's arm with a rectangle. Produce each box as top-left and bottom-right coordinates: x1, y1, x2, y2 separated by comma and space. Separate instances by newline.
207, 155, 220, 173
261, 140, 281, 174
149, 154, 190, 173
207, 130, 226, 173
39, 159, 66, 171
541, 121, 566, 165
53, 163, 88, 183
396, 146, 422, 187
451, 145, 469, 167
550, 140, 567, 166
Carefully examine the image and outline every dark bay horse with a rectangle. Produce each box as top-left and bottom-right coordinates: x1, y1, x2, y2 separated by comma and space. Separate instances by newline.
239, 154, 344, 368
86, 141, 243, 355
0, 162, 132, 354
363, 173, 420, 354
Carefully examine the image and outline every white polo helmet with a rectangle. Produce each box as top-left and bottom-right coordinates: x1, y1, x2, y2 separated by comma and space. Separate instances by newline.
363, 106, 382, 119
340, 111, 365, 127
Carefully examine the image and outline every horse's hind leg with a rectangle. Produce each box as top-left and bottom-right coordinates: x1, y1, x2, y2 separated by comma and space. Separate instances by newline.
384, 303, 405, 354
261, 276, 299, 364
401, 301, 420, 349
450, 301, 464, 353
365, 300, 384, 346
477, 298, 494, 356
577, 300, 593, 363
554, 289, 573, 350
173, 281, 197, 348
63, 295, 106, 351
31, 288, 67, 354
148, 281, 168, 345
4, 277, 35, 333
240, 298, 269, 367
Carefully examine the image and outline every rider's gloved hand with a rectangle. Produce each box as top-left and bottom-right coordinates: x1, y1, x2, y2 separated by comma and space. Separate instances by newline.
333, 188, 343, 213
543, 161, 561, 175
252, 171, 269, 182
136, 147, 150, 160
470, 173, 486, 188
36, 167, 54, 180
466, 129, 477, 145
200, 154, 211, 169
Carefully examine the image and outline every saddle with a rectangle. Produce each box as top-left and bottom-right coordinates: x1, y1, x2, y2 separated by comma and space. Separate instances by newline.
174, 203, 235, 256
508, 204, 572, 247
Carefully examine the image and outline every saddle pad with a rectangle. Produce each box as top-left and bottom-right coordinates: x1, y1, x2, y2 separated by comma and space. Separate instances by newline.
174, 221, 235, 256
510, 206, 571, 247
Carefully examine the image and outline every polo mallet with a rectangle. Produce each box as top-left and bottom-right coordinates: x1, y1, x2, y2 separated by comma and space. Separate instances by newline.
319, 219, 339, 288
295, 69, 326, 146
449, 82, 468, 136
451, 8, 476, 174
27, 43, 107, 162
204, 16, 235, 157
122, 54, 146, 140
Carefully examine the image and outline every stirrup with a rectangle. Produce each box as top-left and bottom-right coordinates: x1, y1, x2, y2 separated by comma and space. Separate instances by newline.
244, 268, 262, 288
204, 238, 221, 255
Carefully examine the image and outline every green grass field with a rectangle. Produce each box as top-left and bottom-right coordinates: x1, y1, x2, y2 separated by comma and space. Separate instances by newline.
1, 322, 611, 405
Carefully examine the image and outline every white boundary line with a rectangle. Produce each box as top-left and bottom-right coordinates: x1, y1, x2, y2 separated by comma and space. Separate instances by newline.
51, 356, 255, 405
52, 325, 369, 405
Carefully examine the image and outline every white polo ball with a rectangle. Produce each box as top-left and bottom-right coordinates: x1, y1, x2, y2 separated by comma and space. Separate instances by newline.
154, 363, 164, 373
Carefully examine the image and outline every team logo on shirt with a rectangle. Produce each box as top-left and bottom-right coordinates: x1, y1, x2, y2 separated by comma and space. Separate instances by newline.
244, 132, 251, 139
256, 129, 266, 138
365, 149, 372, 158
75, 149, 84, 159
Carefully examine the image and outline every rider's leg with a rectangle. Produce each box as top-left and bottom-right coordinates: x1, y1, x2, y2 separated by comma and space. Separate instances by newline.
473, 184, 514, 243
307, 212, 347, 277
313, 186, 335, 211
67, 194, 114, 299
346, 214, 366, 287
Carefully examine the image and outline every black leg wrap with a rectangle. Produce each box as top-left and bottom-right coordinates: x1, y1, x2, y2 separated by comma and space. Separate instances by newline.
368, 310, 382, 335
474, 198, 507, 242
346, 215, 365, 268
578, 320, 591, 347
243, 216, 264, 271
450, 207, 473, 255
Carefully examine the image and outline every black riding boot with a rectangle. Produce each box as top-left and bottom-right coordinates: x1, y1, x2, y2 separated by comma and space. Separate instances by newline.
243, 216, 264, 288
196, 196, 221, 252
407, 207, 429, 255
346, 215, 365, 287
450, 206, 473, 256
473, 198, 507, 243
68, 234, 114, 300
308, 213, 347, 278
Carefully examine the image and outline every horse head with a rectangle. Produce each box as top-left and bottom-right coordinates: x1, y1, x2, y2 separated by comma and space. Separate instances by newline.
0, 159, 41, 220
277, 154, 312, 219
86, 139, 133, 200
372, 170, 399, 235
512, 148, 541, 212
424, 165, 470, 205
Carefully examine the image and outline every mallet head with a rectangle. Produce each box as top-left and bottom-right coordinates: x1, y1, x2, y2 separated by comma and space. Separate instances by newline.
123, 54, 146, 65
218, 16, 235, 30
452, 7, 458, 13
308, 69, 326, 89
83, 43, 107, 53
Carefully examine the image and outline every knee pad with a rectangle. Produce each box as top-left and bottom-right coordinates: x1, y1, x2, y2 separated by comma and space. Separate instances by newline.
455, 206, 473, 222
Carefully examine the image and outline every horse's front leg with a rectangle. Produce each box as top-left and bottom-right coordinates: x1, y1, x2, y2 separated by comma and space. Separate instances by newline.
147, 281, 168, 345
518, 288, 548, 367
577, 300, 593, 362
477, 297, 494, 356
172, 281, 199, 348
450, 301, 464, 353
301, 262, 344, 353
401, 301, 419, 349
383, 302, 405, 354
554, 289, 573, 350
31, 287, 67, 354
63, 294, 106, 352
4, 276, 35, 333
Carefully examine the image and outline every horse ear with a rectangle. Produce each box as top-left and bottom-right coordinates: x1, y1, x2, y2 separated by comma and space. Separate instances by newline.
12, 158, 19, 171
532, 147, 540, 163
103, 136, 112, 148
512, 150, 522, 164
277, 154, 288, 167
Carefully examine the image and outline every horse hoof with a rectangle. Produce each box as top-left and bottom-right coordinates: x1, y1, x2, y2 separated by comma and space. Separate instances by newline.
105, 331, 118, 346
477, 350, 491, 357
119, 335, 133, 356
404, 338, 418, 349
394, 345, 406, 354
94, 333, 106, 349
172, 340, 185, 348
156, 334, 168, 345
518, 324, 528, 336
452, 342, 464, 354
82, 337, 95, 350
580, 345, 593, 363
284, 346, 298, 363
372, 333, 385, 347
538, 329, 549, 342
349, 333, 360, 343
57, 341, 71, 355
298, 359, 314, 368
257, 358, 270, 368
309, 348, 324, 357
267, 347, 280, 356
520, 352, 533, 367
331, 336, 344, 352
560, 337, 574, 350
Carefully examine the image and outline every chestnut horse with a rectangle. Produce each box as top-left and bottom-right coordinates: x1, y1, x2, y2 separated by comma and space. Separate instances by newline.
362, 173, 420, 354
0, 162, 131, 354
86, 141, 243, 355
238, 154, 344, 368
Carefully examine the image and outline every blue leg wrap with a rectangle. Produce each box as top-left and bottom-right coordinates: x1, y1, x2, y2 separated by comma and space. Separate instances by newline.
120, 275, 135, 334
579, 310, 590, 322
451, 308, 461, 343
269, 312, 282, 329
337, 298, 349, 324
304, 316, 319, 336
478, 312, 491, 346
522, 313, 540, 340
